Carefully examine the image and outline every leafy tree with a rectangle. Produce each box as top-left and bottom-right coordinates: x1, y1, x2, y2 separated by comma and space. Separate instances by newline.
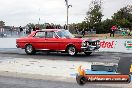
26, 23, 35, 28
112, 5, 132, 28
26, 23, 46, 29
101, 19, 115, 33
85, 0, 103, 33
69, 5, 132, 34
0, 21, 5, 27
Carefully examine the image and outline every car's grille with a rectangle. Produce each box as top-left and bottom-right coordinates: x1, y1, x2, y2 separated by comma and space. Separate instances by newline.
88, 41, 100, 46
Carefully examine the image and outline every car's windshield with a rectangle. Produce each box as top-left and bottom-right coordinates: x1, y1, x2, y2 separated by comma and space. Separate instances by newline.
56, 30, 75, 38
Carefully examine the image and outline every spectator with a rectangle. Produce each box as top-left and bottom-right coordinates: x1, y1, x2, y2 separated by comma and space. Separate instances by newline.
110, 25, 117, 37
19, 26, 23, 32
19, 26, 23, 36
10, 26, 14, 36
0, 27, 5, 37
82, 29, 85, 37
130, 30, 132, 36
63, 24, 67, 30
122, 29, 126, 36
128, 28, 131, 36
23, 28, 27, 35
27, 26, 32, 34
46, 25, 54, 29
33, 26, 36, 31
76, 29, 79, 34
35, 26, 40, 30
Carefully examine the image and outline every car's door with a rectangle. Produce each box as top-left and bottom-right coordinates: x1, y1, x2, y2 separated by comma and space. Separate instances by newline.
55, 30, 69, 51
31, 31, 46, 50
45, 31, 59, 50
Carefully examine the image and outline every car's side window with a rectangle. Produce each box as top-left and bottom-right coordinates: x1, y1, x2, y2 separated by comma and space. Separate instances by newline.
54, 32, 59, 38
34, 32, 45, 38
46, 32, 54, 38
56, 31, 62, 37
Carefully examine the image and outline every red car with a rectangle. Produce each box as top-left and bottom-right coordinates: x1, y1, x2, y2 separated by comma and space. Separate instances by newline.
16, 29, 100, 56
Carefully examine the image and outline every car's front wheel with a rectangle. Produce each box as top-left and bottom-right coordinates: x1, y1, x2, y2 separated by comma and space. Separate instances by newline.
67, 46, 77, 56
25, 44, 36, 55
84, 52, 92, 56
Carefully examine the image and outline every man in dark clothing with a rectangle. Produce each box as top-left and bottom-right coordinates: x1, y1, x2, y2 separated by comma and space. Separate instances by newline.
26, 26, 32, 34
33, 26, 36, 31
19, 26, 23, 32
82, 29, 85, 37
19, 26, 23, 36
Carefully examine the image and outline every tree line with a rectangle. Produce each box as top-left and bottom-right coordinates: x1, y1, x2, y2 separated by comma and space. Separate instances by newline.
69, 0, 132, 34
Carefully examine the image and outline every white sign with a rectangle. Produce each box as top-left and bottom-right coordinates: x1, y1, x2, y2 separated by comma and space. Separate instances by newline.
99, 39, 132, 53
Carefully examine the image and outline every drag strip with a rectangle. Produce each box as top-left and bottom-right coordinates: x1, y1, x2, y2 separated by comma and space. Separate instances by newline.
0, 48, 123, 63
0, 48, 131, 87
0, 49, 131, 78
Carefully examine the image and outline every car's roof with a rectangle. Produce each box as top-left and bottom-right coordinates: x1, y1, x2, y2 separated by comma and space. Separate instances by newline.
28, 29, 65, 37
36, 29, 65, 32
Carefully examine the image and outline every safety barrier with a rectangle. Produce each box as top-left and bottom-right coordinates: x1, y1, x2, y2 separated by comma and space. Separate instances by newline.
0, 38, 132, 53
0, 38, 16, 48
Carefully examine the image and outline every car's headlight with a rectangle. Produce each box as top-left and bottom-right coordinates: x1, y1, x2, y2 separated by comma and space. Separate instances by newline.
82, 42, 87, 47
96, 41, 100, 45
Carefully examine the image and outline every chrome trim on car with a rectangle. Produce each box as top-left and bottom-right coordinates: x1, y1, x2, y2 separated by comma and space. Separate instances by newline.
81, 46, 96, 49
37, 49, 50, 50
81, 45, 100, 52
58, 50, 65, 51
81, 47, 87, 49
36, 49, 65, 52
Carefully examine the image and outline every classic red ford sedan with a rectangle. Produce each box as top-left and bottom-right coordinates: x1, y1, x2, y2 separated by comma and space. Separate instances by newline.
16, 29, 100, 56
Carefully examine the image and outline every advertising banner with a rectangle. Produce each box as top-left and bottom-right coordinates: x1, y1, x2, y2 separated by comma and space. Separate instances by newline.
99, 39, 132, 53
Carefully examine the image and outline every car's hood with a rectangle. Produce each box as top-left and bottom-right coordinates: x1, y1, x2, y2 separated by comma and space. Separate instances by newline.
67, 37, 100, 42
81, 38, 100, 42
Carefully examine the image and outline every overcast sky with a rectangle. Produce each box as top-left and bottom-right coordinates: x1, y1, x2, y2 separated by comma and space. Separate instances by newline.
0, 0, 131, 26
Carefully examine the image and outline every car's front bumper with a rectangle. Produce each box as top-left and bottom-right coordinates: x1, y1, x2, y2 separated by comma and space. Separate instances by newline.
81, 45, 100, 52
16, 44, 20, 48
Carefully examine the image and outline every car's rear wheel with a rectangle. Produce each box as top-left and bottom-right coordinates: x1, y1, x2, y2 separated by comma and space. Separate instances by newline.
67, 46, 77, 56
84, 52, 92, 56
25, 44, 36, 55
